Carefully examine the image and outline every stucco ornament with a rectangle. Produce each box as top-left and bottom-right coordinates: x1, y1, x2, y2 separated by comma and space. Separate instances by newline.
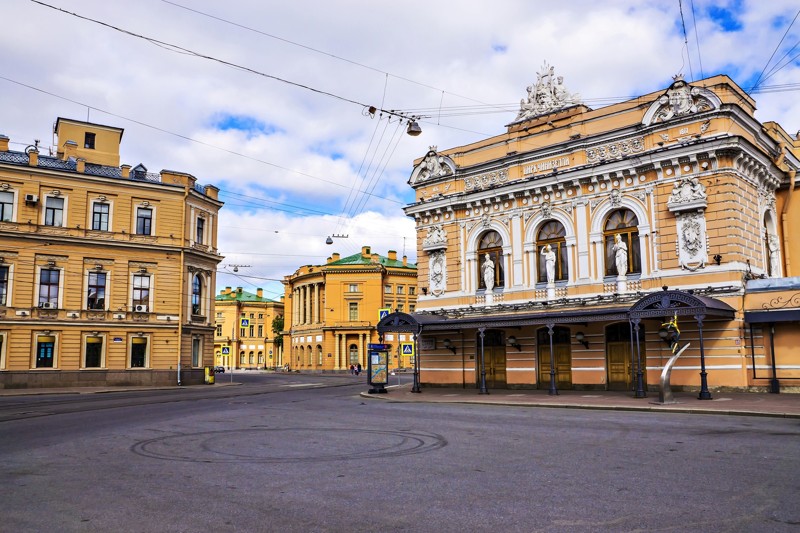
428, 250, 446, 296
667, 177, 707, 212
408, 147, 456, 185
422, 224, 447, 252
768, 234, 781, 278
515, 62, 581, 121
540, 201, 552, 218
643, 74, 720, 125
676, 211, 708, 270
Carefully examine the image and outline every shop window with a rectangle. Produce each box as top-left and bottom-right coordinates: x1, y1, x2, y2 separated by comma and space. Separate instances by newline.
130, 337, 148, 368
85, 336, 103, 368
36, 335, 56, 368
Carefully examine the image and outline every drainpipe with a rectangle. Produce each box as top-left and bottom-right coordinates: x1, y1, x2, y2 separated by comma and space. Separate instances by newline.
781, 169, 795, 276
177, 185, 189, 385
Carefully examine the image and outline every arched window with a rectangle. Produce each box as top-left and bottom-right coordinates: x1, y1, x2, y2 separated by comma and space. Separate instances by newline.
537, 220, 568, 283
191, 274, 203, 315
477, 230, 504, 289
604, 209, 641, 276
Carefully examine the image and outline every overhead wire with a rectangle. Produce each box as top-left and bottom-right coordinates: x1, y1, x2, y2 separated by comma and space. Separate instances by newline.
747, 7, 800, 93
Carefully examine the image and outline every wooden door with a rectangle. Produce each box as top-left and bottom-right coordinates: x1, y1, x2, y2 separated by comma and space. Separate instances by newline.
607, 342, 631, 390
538, 345, 572, 390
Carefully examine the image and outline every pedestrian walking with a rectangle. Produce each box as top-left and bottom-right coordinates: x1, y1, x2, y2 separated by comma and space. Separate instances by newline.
349, 364, 355, 375
356, 363, 362, 376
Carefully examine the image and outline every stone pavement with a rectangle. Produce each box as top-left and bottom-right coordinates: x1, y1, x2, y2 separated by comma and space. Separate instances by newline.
362, 384, 800, 418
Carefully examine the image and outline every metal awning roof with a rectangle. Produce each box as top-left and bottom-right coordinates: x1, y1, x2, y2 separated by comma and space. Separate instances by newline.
744, 309, 800, 323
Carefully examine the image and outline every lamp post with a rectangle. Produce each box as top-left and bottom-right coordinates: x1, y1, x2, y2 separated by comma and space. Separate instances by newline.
695, 314, 712, 400
411, 329, 421, 393
632, 319, 646, 398
547, 323, 558, 396
478, 327, 488, 394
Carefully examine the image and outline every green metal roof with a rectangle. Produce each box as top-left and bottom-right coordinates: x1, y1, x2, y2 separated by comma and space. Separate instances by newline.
327, 252, 416, 269
216, 289, 278, 303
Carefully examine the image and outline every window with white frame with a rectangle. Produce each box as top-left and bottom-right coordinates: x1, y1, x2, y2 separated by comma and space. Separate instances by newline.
130, 336, 148, 368
477, 230, 504, 290
0, 191, 14, 222
348, 284, 359, 293
396, 285, 405, 295
409, 286, 416, 296
44, 196, 64, 227
136, 207, 152, 235
87, 271, 107, 310
91, 201, 110, 231
192, 337, 201, 367
191, 274, 203, 315
84, 335, 103, 368
0, 331, 6, 369
536, 220, 569, 283
215, 324, 222, 336
604, 209, 641, 276
132, 274, 150, 308
349, 302, 358, 321
38, 268, 60, 307
0, 265, 8, 306
36, 334, 56, 368
196, 216, 205, 245
384, 284, 392, 294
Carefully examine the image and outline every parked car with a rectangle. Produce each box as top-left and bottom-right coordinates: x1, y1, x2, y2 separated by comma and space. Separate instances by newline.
214, 366, 225, 373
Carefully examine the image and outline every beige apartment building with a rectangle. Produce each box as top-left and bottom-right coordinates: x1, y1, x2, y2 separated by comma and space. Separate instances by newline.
384, 67, 800, 395
0, 118, 222, 388
214, 286, 284, 370
284, 246, 417, 371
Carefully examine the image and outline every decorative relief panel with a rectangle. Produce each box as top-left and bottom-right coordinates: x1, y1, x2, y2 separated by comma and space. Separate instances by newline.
422, 224, 447, 252
428, 250, 447, 297
642, 74, 721, 125
676, 211, 708, 271
667, 177, 707, 213
409, 146, 456, 185
586, 137, 644, 164
515, 62, 581, 121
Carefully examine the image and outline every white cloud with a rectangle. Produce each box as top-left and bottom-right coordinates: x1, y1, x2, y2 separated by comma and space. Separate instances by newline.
3, 0, 799, 298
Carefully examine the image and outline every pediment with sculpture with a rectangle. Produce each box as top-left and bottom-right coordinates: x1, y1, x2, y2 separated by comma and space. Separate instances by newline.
409, 146, 456, 185
513, 62, 582, 122
642, 75, 722, 125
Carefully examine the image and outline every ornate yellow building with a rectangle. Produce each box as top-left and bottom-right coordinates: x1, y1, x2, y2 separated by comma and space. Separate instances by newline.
390, 68, 800, 395
214, 287, 284, 370
0, 117, 223, 388
283, 246, 417, 371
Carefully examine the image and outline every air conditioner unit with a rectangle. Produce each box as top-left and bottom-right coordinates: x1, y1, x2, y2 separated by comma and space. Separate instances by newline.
25, 194, 39, 203
40, 302, 57, 309
134, 304, 149, 313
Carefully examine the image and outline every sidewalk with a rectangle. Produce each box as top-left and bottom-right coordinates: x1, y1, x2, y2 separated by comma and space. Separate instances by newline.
362, 385, 800, 418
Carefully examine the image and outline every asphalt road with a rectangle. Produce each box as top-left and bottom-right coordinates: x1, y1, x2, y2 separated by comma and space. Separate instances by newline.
1, 373, 797, 532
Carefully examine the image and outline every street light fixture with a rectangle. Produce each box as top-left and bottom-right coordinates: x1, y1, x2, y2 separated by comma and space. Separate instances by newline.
442, 338, 456, 354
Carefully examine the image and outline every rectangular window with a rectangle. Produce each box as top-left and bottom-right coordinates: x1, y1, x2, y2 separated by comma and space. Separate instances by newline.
349, 302, 358, 321
136, 207, 152, 235
240, 328, 246, 338
191, 337, 201, 367
196, 217, 205, 244
409, 304, 416, 313
44, 197, 64, 227
92, 202, 110, 231
258, 313, 263, 319
36, 335, 56, 368
249, 325, 254, 337
0, 265, 8, 306
131, 337, 147, 368
0, 191, 13, 222
397, 303, 404, 313
84, 132, 96, 149
85, 336, 103, 368
38, 268, 60, 307
215, 324, 222, 336
384, 284, 392, 294
409, 286, 416, 296
257, 325, 263, 337
87, 271, 106, 310
348, 284, 358, 293
249, 313, 254, 319
132, 274, 150, 307
397, 285, 405, 295
240, 352, 245, 364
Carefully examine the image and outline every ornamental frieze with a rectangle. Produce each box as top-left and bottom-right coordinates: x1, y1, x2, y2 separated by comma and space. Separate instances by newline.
586, 137, 644, 164
464, 169, 508, 191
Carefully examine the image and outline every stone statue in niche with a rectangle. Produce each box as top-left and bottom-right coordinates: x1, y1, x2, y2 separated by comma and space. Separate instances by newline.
613, 234, 628, 278
541, 244, 556, 285
482, 253, 495, 292
768, 234, 781, 277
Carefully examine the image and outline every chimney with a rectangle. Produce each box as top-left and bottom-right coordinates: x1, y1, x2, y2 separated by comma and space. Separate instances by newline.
121, 164, 131, 178
329, 253, 340, 263
257, 288, 263, 298
221, 286, 232, 295
371, 253, 380, 263
61, 140, 78, 162
403, 255, 408, 267
361, 246, 371, 257
0, 135, 9, 152
388, 250, 397, 261
236, 287, 243, 295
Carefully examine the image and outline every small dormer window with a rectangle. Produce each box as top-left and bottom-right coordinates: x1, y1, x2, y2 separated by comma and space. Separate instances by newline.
84, 132, 96, 150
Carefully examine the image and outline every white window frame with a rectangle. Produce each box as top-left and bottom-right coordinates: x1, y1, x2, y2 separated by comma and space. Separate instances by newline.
0, 189, 16, 222
42, 194, 67, 227
85, 269, 109, 310
0, 263, 12, 307
191, 336, 202, 367
82, 333, 106, 369
0, 330, 7, 370
135, 205, 155, 236
90, 199, 112, 232
33, 332, 59, 369
129, 334, 150, 369
131, 273, 152, 310
35, 265, 63, 308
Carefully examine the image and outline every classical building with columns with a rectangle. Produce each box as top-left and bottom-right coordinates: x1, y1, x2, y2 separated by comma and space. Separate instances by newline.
213, 287, 284, 370
283, 246, 417, 371
390, 66, 800, 394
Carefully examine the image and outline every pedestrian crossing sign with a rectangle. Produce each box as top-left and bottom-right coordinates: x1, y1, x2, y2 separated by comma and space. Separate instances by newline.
240, 318, 249, 328
401, 342, 414, 356
221, 346, 230, 355
379, 308, 390, 320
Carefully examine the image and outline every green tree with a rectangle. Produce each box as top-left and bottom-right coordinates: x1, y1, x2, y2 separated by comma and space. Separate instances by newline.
271, 314, 284, 350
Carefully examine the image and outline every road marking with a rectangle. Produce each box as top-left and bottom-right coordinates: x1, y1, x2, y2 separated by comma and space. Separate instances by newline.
280, 383, 324, 388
